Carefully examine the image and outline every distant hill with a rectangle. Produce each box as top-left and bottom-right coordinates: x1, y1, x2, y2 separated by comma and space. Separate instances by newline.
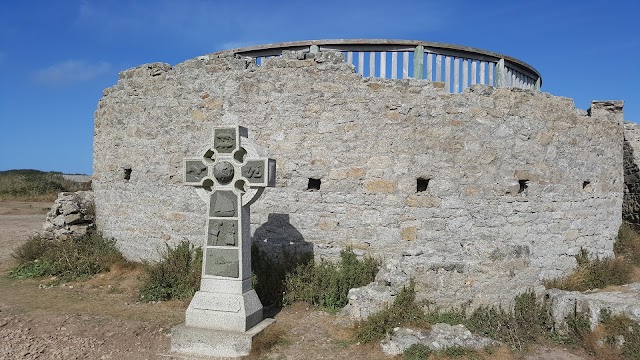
0, 169, 91, 201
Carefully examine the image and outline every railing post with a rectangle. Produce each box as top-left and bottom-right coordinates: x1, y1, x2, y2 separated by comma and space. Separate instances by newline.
495, 58, 506, 88
534, 78, 541, 91
413, 45, 424, 79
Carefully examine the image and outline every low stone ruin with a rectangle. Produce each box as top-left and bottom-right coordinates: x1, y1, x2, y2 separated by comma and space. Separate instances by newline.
547, 283, 640, 331
42, 191, 95, 239
380, 324, 499, 356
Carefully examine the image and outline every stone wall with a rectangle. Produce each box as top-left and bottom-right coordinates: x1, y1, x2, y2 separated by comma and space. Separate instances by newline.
624, 122, 640, 224
93, 51, 624, 307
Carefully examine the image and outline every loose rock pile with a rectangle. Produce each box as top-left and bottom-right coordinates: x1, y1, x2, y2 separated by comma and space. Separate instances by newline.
42, 191, 95, 239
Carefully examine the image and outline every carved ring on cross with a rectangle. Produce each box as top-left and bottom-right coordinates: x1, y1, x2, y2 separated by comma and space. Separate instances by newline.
188, 132, 268, 207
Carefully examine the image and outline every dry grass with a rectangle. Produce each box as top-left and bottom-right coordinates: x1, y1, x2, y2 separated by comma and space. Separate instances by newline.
0, 169, 90, 201
544, 255, 633, 291
245, 326, 291, 359
544, 223, 640, 292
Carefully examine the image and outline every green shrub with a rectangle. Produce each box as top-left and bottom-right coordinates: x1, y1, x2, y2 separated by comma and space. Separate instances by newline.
403, 343, 431, 360
283, 248, 379, 312
251, 244, 311, 307
465, 291, 553, 350
544, 249, 633, 291
139, 241, 202, 302
9, 232, 125, 281
354, 281, 429, 343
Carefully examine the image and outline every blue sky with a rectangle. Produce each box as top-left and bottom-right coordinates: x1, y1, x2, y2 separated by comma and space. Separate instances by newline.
0, 0, 638, 174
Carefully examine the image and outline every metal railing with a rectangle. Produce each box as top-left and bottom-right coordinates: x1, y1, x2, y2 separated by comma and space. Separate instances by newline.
212, 39, 542, 93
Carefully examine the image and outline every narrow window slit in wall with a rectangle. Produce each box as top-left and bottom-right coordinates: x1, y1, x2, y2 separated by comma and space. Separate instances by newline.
307, 178, 321, 191
518, 179, 528, 194
417, 178, 430, 192
583, 181, 591, 189
123, 168, 132, 181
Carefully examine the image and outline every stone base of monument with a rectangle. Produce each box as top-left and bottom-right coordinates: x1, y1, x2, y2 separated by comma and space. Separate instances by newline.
170, 289, 273, 357
184, 290, 263, 332
171, 318, 275, 358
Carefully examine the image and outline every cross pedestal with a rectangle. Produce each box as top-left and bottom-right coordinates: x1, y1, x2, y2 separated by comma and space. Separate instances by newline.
171, 126, 276, 358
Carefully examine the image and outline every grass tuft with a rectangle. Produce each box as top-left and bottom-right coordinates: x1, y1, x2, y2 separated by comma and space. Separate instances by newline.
9, 232, 126, 281
545, 224, 640, 292
283, 248, 379, 312
544, 249, 633, 292
139, 241, 202, 302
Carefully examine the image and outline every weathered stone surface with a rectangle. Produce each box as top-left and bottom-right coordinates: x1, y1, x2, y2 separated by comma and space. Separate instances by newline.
547, 283, 640, 332
93, 51, 624, 307
405, 194, 441, 207
63, 213, 83, 225
380, 324, 499, 356
340, 258, 410, 321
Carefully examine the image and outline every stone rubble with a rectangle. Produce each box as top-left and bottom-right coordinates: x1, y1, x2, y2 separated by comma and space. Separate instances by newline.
42, 191, 95, 239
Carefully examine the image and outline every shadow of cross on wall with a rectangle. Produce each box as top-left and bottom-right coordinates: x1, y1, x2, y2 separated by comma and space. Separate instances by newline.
252, 213, 313, 260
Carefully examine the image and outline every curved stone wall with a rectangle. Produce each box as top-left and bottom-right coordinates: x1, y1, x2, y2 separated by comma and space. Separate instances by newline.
93, 51, 624, 306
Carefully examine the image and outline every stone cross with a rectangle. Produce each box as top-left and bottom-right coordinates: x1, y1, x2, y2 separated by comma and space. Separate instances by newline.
182, 126, 275, 333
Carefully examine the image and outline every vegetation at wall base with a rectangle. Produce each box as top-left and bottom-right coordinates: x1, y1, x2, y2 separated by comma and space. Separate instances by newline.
9, 232, 125, 281
251, 243, 312, 307
354, 281, 429, 343
465, 291, 555, 350
356, 286, 585, 354
139, 241, 202, 302
283, 248, 379, 312
544, 224, 640, 291
0, 169, 90, 201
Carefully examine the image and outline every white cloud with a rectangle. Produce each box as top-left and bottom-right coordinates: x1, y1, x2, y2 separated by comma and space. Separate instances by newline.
32, 60, 111, 85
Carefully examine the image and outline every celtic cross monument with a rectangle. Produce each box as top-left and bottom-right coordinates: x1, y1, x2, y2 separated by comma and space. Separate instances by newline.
171, 126, 276, 357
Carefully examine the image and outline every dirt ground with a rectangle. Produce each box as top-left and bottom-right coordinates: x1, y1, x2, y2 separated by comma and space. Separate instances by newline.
0, 200, 592, 359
